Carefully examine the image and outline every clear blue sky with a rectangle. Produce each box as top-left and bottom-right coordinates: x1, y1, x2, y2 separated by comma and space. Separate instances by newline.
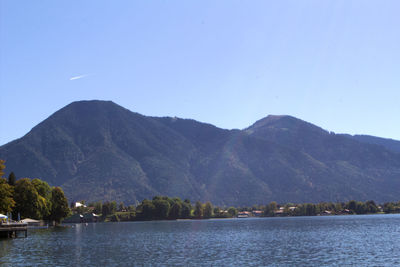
1, 1, 399, 145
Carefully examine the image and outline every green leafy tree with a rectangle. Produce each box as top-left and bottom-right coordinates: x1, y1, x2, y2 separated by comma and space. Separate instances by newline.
383, 202, 395, 213
138, 199, 155, 219
153, 199, 170, 219
346, 200, 357, 212
203, 201, 213, 218
32, 179, 51, 198
355, 201, 367, 214
181, 202, 192, 219
213, 207, 220, 215
227, 207, 237, 217
101, 201, 117, 217
169, 201, 182, 219
13, 178, 41, 219
93, 201, 103, 214
264, 201, 278, 216
128, 205, 136, 213
365, 200, 378, 213
32, 178, 52, 219
8, 172, 16, 186
0, 178, 15, 214
194, 201, 203, 218
0, 160, 5, 178
49, 187, 70, 224
110, 201, 117, 214
305, 203, 317, 216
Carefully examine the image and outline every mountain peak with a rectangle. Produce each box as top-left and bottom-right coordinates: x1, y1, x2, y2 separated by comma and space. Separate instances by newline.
245, 115, 303, 133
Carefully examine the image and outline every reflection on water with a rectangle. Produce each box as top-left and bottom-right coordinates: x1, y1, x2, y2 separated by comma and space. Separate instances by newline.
1, 214, 400, 266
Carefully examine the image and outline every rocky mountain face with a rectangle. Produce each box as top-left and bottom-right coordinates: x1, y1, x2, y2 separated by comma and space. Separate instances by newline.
1, 100, 399, 205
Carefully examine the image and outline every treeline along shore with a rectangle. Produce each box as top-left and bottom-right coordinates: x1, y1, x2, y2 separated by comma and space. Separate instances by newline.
69, 196, 400, 223
2, 159, 400, 224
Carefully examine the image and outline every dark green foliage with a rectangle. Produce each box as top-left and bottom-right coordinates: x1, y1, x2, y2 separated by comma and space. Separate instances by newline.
128, 205, 136, 213
227, 207, 237, 217
31, 178, 52, 219
13, 178, 41, 219
109, 214, 120, 222
93, 201, 103, 214
383, 202, 400, 213
0, 160, 5, 178
64, 196, 400, 222
169, 201, 182, 219
102, 201, 117, 218
117, 212, 136, 221
365, 200, 378, 213
181, 202, 192, 219
203, 202, 213, 219
153, 199, 170, 219
264, 202, 277, 216
32, 178, 51, 198
49, 187, 70, 223
2, 101, 400, 206
8, 172, 16, 186
194, 201, 203, 218
138, 199, 155, 220
0, 178, 15, 213
346, 200, 357, 211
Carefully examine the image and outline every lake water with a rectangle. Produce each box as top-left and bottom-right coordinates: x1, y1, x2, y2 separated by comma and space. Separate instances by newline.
1, 214, 400, 266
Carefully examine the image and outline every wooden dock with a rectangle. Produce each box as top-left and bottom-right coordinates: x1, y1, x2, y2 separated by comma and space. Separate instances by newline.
0, 222, 28, 238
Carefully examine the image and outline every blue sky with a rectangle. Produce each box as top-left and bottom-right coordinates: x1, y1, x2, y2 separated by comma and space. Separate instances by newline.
1, 1, 399, 145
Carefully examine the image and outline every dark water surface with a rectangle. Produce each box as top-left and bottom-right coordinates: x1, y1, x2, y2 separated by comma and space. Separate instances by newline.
1, 214, 400, 266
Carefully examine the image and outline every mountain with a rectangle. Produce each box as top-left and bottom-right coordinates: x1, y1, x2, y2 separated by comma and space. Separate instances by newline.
1, 100, 400, 205
340, 134, 400, 154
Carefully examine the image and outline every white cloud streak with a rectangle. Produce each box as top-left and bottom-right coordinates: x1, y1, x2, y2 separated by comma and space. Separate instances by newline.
69, 74, 91, 81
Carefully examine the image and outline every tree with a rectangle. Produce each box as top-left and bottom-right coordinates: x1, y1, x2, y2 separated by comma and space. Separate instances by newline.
32, 178, 52, 219
169, 201, 182, 219
153, 199, 170, 219
181, 202, 192, 219
0, 178, 15, 214
128, 205, 136, 213
305, 203, 317, 216
0, 160, 5, 178
213, 207, 221, 217
139, 199, 155, 219
13, 178, 41, 219
227, 207, 237, 217
8, 172, 16, 186
383, 202, 395, 213
347, 200, 357, 212
101, 201, 117, 217
194, 201, 203, 218
264, 201, 277, 216
93, 202, 103, 214
355, 201, 367, 214
203, 202, 213, 218
49, 187, 70, 224
365, 200, 378, 213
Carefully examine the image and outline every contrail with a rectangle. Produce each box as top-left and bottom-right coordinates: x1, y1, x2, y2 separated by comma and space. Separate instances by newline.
69, 74, 90, 81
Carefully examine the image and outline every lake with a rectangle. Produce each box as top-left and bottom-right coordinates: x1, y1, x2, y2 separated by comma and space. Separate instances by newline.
1, 214, 400, 266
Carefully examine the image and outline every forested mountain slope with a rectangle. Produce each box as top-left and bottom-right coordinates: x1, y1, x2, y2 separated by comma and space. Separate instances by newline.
1, 101, 399, 205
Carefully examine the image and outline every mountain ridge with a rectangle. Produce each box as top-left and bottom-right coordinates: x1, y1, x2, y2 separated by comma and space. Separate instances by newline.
1, 100, 399, 205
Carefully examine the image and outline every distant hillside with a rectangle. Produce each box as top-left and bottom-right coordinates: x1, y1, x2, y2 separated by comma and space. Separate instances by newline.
341, 134, 400, 154
1, 100, 400, 205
